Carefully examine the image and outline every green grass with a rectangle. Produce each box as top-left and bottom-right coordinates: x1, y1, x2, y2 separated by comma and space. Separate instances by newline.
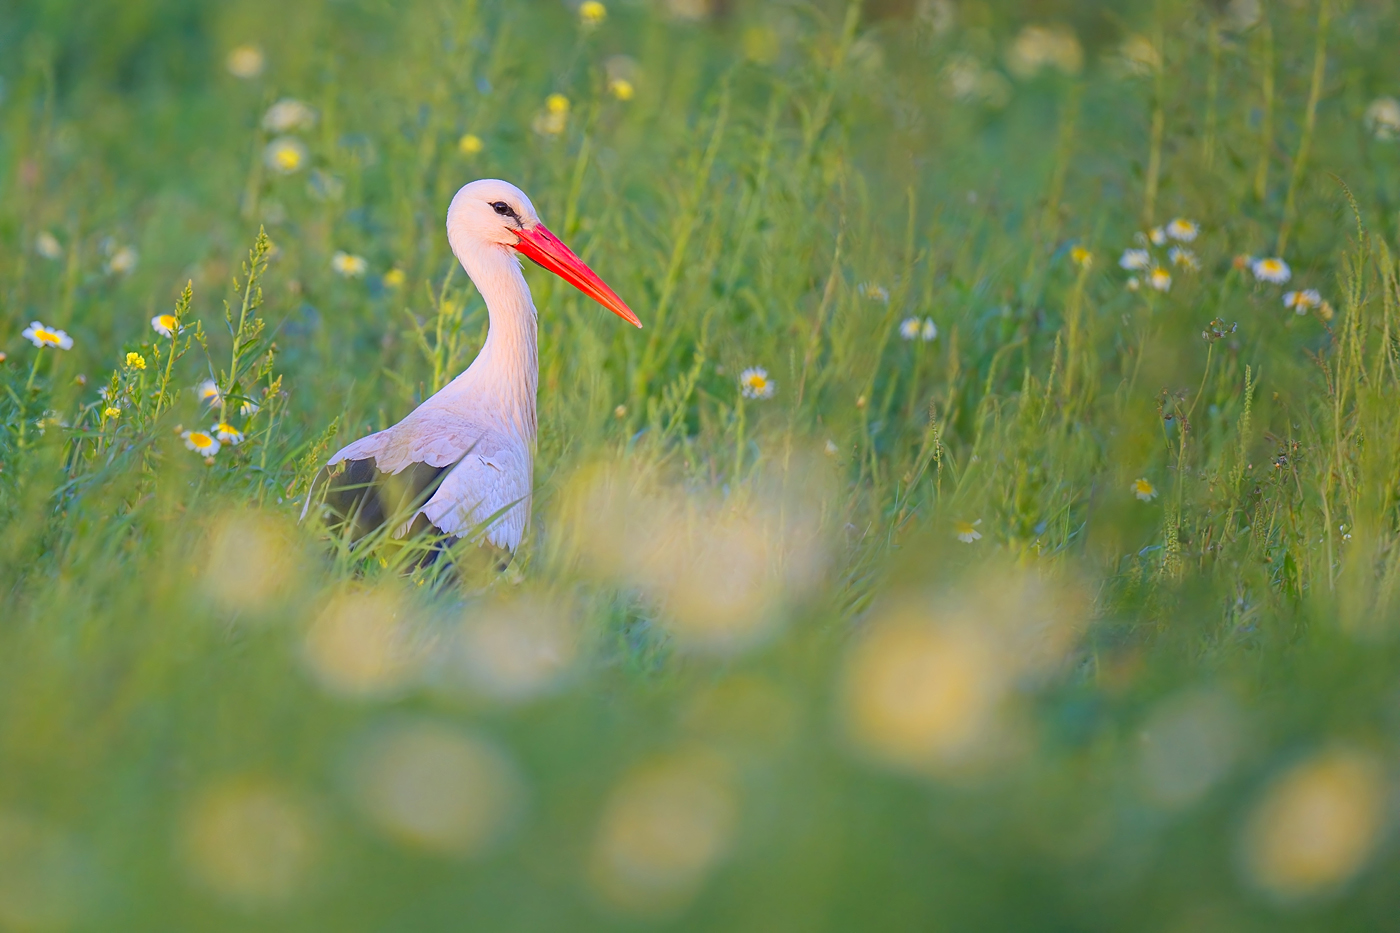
5, 0, 1400, 928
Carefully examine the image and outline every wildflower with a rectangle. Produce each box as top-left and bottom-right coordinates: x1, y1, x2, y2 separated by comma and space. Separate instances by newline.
1119, 249, 1150, 271
1126, 277, 1141, 292
197, 380, 222, 405
825, 439, 839, 456
103, 407, 121, 419
739, 367, 775, 400
579, 0, 606, 26
125, 352, 147, 371
608, 78, 634, 101
1166, 218, 1199, 242
1148, 227, 1167, 246
533, 95, 570, 136
954, 519, 982, 543
241, 399, 261, 417
1168, 246, 1199, 270
263, 137, 308, 175
1233, 254, 1253, 272
106, 246, 138, 275
226, 45, 265, 79
1120, 35, 1162, 75
1070, 245, 1093, 268
1148, 268, 1172, 292
151, 313, 179, 337
1365, 98, 1400, 142
262, 98, 317, 133
1005, 25, 1083, 78
182, 430, 221, 457
22, 321, 73, 350
1284, 289, 1322, 314
860, 282, 890, 302
613, 404, 627, 419
212, 422, 245, 445
1133, 478, 1157, 501
920, 319, 938, 341
1319, 300, 1335, 322
457, 133, 483, 156
0, 351, 6, 363
899, 317, 921, 340
331, 251, 368, 277
1252, 257, 1291, 284
382, 268, 406, 288
35, 231, 62, 259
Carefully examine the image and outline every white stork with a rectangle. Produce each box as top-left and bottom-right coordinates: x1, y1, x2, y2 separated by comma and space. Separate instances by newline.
306, 179, 641, 561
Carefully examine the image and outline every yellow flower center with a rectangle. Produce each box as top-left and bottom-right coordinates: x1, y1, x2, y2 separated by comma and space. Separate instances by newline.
580, 1, 606, 23
458, 133, 483, 155
275, 147, 302, 170
36, 329, 60, 345
189, 433, 213, 448
546, 94, 570, 114
609, 78, 635, 101
156, 315, 177, 331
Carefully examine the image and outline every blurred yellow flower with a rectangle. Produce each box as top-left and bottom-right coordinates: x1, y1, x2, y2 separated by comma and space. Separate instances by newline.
1241, 749, 1386, 899
1006, 24, 1083, 78
225, 45, 265, 79
1169, 247, 1199, 270
106, 245, 138, 275
1070, 245, 1092, 268
331, 251, 368, 278
546, 93, 570, 114
1365, 97, 1400, 141
1121, 35, 1162, 74
457, 133, 483, 156
125, 352, 146, 371
302, 588, 423, 698
150, 314, 178, 338
534, 96, 570, 136
1148, 267, 1172, 292
579, 1, 607, 25
180, 778, 316, 907
382, 267, 406, 288
1284, 289, 1322, 314
1133, 478, 1157, 501
1166, 218, 1199, 242
609, 78, 635, 101
263, 137, 308, 175
103, 407, 121, 419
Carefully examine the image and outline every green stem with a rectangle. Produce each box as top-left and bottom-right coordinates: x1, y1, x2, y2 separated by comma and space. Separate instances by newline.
1278, 0, 1330, 255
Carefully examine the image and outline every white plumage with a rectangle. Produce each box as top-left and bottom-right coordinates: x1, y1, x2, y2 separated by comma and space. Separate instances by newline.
308, 179, 640, 554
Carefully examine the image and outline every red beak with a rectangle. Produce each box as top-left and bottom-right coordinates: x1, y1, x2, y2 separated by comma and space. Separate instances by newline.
512, 223, 642, 328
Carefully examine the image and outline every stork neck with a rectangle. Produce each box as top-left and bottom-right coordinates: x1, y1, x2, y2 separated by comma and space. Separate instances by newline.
452, 246, 539, 437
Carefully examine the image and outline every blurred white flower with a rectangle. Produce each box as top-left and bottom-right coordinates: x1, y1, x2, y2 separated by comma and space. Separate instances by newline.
197, 380, 222, 406
21, 321, 73, 350
1166, 218, 1199, 242
226, 45, 265, 79
151, 314, 179, 338
1133, 478, 1158, 501
212, 423, 245, 445
1120, 249, 1150, 271
1169, 247, 1199, 270
331, 251, 368, 278
1006, 25, 1083, 78
860, 282, 890, 302
262, 98, 316, 133
1148, 268, 1172, 292
263, 137, 308, 175
1365, 98, 1400, 142
739, 367, 775, 400
182, 430, 221, 458
34, 231, 62, 260
955, 519, 982, 543
106, 246, 138, 275
1284, 289, 1322, 314
1253, 257, 1292, 284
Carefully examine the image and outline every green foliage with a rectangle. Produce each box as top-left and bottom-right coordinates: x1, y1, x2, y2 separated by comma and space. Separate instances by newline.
4, 0, 1400, 928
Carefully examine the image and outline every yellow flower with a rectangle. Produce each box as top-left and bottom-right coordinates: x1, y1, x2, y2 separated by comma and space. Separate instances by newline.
1070, 245, 1092, 268
226, 45, 265, 79
151, 314, 179, 338
533, 97, 569, 136
382, 268, 406, 288
546, 94, 570, 115
608, 78, 634, 101
183, 430, 221, 457
125, 352, 147, 371
1148, 267, 1172, 292
954, 520, 982, 543
579, 1, 607, 25
103, 407, 121, 419
263, 137, 308, 175
1133, 478, 1157, 501
457, 133, 484, 156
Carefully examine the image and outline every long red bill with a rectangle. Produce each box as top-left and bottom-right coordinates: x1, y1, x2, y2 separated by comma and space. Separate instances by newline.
512, 223, 642, 328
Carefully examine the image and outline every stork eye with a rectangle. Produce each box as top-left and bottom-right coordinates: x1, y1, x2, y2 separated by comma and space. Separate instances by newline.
491, 201, 516, 217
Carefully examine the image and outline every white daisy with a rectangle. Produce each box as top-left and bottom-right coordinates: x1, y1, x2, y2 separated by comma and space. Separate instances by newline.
739, 367, 776, 400
151, 314, 179, 338
955, 519, 982, 543
21, 321, 74, 350
1252, 257, 1291, 284
1168, 246, 1199, 270
1119, 249, 1151, 271
1165, 218, 1199, 242
197, 380, 222, 405
35, 231, 63, 259
182, 430, 221, 457
1148, 268, 1172, 292
262, 98, 317, 133
331, 251, 368, 277
1283, 289, 1322, 314
1133, 478, 1158, 501
1148, 227, 1167, 246
211, 422, 245, 445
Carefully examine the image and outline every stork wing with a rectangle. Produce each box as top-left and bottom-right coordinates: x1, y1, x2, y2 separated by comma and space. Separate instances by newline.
419, 443, 532, 552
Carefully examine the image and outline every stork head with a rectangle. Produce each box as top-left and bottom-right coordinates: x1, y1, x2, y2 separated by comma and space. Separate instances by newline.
447, 178, 641, 328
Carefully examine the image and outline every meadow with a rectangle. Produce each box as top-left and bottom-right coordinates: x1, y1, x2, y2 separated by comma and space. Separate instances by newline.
4, 0, 1400, 928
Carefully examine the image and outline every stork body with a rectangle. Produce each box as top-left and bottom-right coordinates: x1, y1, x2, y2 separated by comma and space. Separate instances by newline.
309, 179, 640, 554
